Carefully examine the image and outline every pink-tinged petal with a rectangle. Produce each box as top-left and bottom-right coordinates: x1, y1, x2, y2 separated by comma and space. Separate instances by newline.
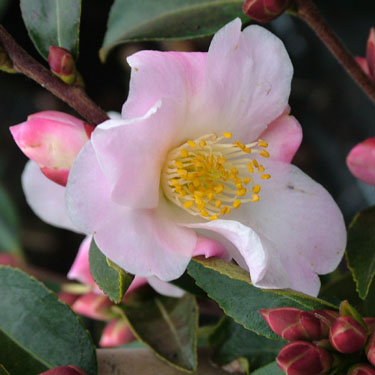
126, 276, 148, 295
259, 114, 302, 163
40, 365, 86, 375
346, 138, 375, 186
58, 291, 79, 306
122, 50, 206, 120
10, 111, 93, 186
203, 19, 293, 142
66, 145, 197, 281
99, 319, 135, 348
22, 161, 78, 232
356, 56, 371, 76
192, 235, 230, 260
67, 236, 95, 286
72, 292, 112, 321
92, 100, 182, 209
0, 253, 19, 266
147, 276, 185, 298
367, 28, 375, 78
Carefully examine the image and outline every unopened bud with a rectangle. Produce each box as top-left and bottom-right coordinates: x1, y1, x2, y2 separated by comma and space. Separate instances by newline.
99, 319, 135, 347
243, 0, 291, 23
40, 365, 86, 375
48, 46, 77, 85
356, 28, 375, 80
260, 307, 323, 341
0, 47, 17, 74
367, 333, 375, 367
0, 253, 19, 267
365, 318, 375, 333
277, 341, 332, 375
72, 292, 113, 321
58, 291, 79, 307
329, 316, 368, 353
348, 364, 375, 375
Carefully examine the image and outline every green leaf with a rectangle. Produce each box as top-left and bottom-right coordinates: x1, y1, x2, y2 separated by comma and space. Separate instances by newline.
0, 365, 9, 375
0, 266, 97, 375
187, 258, 337, 339
252, 362, 284, 375
89, 239, 134, 303
100, 0, 248, 61
346, 206, 375, 300
210, 317, 284, 370
116, 294, 198, 373
0, 185, 23, 256
20, 0, 81, 60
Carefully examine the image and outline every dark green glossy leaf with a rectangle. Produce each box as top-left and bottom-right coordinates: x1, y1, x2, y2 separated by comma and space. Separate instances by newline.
346, 206, 375, 299
252, 362, 284, 375
89, 240, 134, 303
100, 0, 248, 61
20, 0, 81, 60
210, 317, 284, 370
187, 258, 338, 339
0, 185, 23, 256
116, 294, 198, 372
0, 266, 97, 374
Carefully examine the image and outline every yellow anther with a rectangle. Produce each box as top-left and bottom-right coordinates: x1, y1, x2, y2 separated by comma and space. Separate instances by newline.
261, 174, 271, 180
251, 194, 260, 202
207, 191, 214, 201
248, 162, 254, 173
238, 188, 247, 197
177, 169, 188, 177
193, 179, 200, 188
188, 184, 195, 193
235, 140, 246, 150
197, 201, 206, 210
252, 184, 261, 194
258, 165, 265, 173
217, 157, 226, 164
199, 139, 207, 147
260, 149, 270, 158
258, 140, 268, 148
243, 177, 251, 185
220, 206, 231, 215
235, 178, 242, 188
187, 172, 196, 180
201, 209, 209, 217
179, 191, 186, 197
231, 167, 239, 175
209, 215, 218, 221
214, 184, 224, 194
174, 161, 184, 168
180, 149, 189, 157
243, 147, 251, 154
194, 191, 204, 198
170, 179, 179, 186
233, 200, 242, 209
253, 159, 259, 168
223, 132, 232, 138
215, 200, 222, 208
187, 140, 196, 148
184, 201, 194, 209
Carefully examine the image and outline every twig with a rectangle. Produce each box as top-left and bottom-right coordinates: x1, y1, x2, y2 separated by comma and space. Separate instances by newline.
0, 25, 109, 124
296, 0, 375, 103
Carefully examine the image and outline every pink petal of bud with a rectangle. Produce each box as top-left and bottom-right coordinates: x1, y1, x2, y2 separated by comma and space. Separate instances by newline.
366, 28, 375, 78
48, 46, 77, 85
365, 318, 375, 333
346, 138, 375, 186
277, 341, 332, 375
243, 0, 291, 23
348, 364, 375, 375
356, 56, 371, 77
72, 292, 112, 321
329, 316, 368, 354
367, 333, 375, 367
40, 365, 86, 375
99, 319, 135, 347
58, 291, 79, 307
10, 111, 94, 186
0, 253, 19, 267
260, 307, 323, 341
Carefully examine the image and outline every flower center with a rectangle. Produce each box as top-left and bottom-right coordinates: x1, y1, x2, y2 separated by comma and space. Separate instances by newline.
161, 132, 271, 220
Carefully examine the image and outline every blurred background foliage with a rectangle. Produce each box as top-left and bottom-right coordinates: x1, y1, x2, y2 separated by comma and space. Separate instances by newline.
0, 0, 374, 276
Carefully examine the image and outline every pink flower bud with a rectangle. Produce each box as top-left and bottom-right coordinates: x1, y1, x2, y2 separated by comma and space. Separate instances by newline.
48, 46, 77, 85
365, 318, 375, 333
329, 316, 368, 353
356, 28, 375, 80
58, 291, 79, 307
277, 341, 332, 375
72, 292, 112, 321
10, 111, 94, 186
0, 253, 19, 267
312, 310, 339, 337
243, 0, 291, 23
346, 138, 375, 186
260, 307, 323, 340
99, 319, 135, 347
348, 364, 375, 375
40, 365, 86, 375
367, 333, 375, 367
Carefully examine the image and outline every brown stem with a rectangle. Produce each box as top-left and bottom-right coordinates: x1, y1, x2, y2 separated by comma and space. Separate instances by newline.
296, 0, 375, 103
0, 25, 109, 124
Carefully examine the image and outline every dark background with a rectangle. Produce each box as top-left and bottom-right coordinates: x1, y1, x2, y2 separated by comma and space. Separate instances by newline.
0, 0, 374, 275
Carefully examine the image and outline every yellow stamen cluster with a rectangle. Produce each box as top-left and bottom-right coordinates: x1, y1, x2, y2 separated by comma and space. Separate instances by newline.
161, 132, 271, 220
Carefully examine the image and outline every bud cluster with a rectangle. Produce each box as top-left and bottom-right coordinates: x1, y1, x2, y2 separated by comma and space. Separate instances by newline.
260, 301, 375, 375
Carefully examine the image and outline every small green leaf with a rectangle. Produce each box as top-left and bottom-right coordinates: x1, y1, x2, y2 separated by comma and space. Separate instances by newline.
20, 0, 81, 60
346, 206, 375, 299
89, 240, 134, 303
210, 317, 284, 370
252, 362, 284, 375
187, 258, 337, 339
100, 0, 248, 61
0, 266, 97, 375
116, 294, 198, 373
